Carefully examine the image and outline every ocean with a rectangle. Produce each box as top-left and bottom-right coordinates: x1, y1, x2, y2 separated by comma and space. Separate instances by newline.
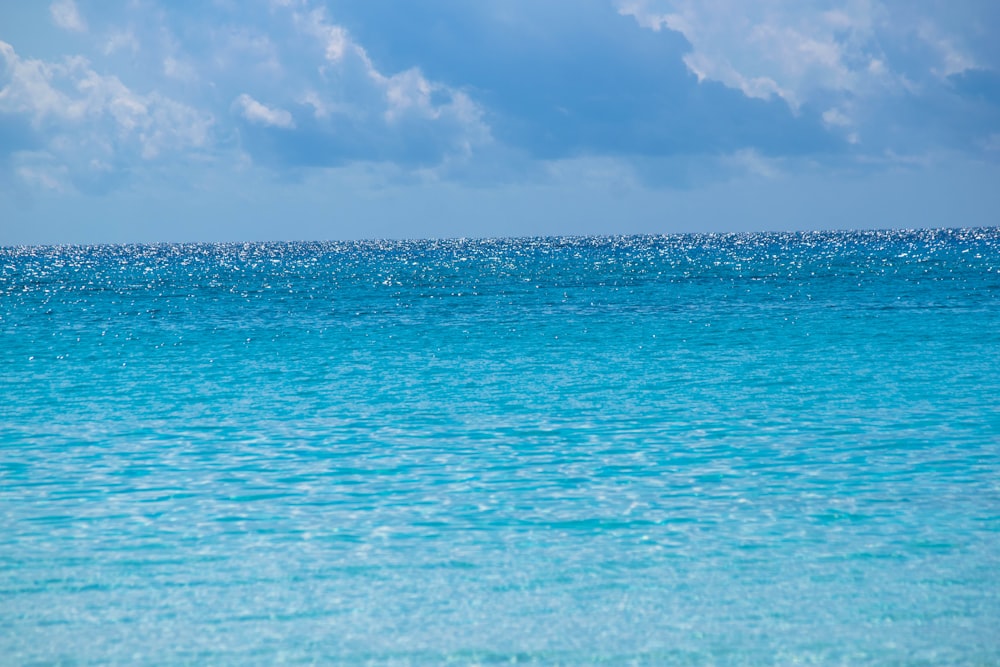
2, 228, 999, 665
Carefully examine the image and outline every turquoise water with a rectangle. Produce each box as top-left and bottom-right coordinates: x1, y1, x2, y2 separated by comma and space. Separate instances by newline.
2, 229, 999, 665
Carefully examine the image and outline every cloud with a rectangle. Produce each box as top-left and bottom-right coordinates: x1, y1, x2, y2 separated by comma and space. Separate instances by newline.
297, 8, 349, 63
615, 1, 999, 109
234, 93, 294, 128
0, 41, 211, 154
322, 1, 845, 165
2, 1, 495, 194
2, 0, 997, 202
616, 0, 891, 109
211, 28, 282, 77
226, 3, 493, 170
103, 30, 140, 56
50, 0, 87, 33
614, 0, 1000, 160
163, 56, 198, 82
0, 40, 213, 191
916, 21, 975, 78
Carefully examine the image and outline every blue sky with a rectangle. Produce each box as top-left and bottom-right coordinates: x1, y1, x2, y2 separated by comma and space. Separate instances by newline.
1, 0, 998, 244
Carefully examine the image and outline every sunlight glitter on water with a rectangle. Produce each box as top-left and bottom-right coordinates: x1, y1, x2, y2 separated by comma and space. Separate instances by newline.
1, 229, 999, 664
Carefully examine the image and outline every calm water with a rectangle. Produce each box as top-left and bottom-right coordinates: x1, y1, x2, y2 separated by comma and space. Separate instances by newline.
2, 229, 999, 665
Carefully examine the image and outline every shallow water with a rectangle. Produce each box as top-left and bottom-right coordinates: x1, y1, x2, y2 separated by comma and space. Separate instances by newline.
2, 229, 999, 665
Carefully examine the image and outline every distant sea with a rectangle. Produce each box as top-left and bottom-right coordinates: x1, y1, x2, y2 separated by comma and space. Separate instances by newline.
2, 229, 999, 665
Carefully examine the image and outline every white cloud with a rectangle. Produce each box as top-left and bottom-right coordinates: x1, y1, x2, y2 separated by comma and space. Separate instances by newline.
384, 69, 436, 122
613, 0, 997, 160
0, 42, 67, 120
822, 107, 850, 128
614, 0, 989, 117
617, 0, 890, 110
103, 30, 140, 56
16, 162, 71, 192
822, 107, 860, 144
298, 9, 350, 64
299, 90, 346, 119
260, 4, 492, 162
49, 0, 87, 33
213, 29, 282, 76
0, 40, 213, 189
916, 22, 974, 77
723, 148, 781, 178
682, 50, 790, 103
163, 56, 198, 82
233, 93, 295, 128
3, 1, 493, 191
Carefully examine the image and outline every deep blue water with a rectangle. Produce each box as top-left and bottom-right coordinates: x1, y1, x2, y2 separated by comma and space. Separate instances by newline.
1, 229, 999, 665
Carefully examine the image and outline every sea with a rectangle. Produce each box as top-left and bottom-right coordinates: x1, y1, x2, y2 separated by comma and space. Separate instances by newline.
1, 228, 999, 665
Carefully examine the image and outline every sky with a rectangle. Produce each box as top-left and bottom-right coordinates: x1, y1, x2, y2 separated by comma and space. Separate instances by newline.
1, 0, 998, 244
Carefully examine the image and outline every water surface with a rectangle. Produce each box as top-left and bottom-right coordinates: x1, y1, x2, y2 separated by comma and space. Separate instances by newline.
2, 229, 999, 664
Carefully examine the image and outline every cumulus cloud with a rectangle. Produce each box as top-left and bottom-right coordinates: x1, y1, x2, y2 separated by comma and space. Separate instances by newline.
614, 0, 999, 158
212, 29, 282, 76
0, 40, 213, 191
49, 0, 87, 33
1, 1, 493, 195
297, 9, 349, 63
163, 56, 198, 82
616, 0, 892, 109
229, 3, 492, 169
294, 5, 484, 130
722, 148, 781, 178
102, 30, 140, 56
616, 0, 993, 108
0, 41, 211, 154
234, 93, 295, 128
2, 0, 996, 199
916, 22, 975, 78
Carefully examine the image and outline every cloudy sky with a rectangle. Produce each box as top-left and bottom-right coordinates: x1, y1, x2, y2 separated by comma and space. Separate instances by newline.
1, 0, 998, 244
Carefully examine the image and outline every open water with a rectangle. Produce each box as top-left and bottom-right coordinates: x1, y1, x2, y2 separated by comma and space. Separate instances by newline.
2, 229, 999, 665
